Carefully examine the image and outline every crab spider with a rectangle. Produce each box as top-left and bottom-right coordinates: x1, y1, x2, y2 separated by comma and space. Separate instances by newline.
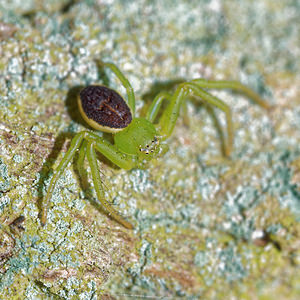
41, 62, 270, 229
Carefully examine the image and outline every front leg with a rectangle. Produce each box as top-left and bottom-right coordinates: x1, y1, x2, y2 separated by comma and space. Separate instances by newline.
41, 131, 86, 225
85, 134, 137, 228
157, 78, 271, 156
86, 141, 134, 229
192, 79, 271, 109
42, 131, 136, 228
158, 82, 233, 155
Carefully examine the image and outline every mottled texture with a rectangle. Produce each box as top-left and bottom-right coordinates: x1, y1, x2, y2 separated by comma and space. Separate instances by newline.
79, 85, 132, 129
0, 0, 299, 299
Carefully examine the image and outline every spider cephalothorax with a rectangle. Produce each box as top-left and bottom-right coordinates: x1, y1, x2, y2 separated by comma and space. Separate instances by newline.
41, 62, 270, 229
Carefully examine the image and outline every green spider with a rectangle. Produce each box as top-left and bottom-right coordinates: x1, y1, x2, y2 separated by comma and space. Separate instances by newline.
41, 62, 270, 229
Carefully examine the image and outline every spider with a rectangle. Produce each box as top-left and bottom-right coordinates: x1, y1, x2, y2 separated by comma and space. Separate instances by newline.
41, 62, 270, 229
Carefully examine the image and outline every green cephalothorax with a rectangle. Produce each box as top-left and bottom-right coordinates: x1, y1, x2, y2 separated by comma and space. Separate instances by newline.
42, 62, 271, 229
114, 118, 160, 160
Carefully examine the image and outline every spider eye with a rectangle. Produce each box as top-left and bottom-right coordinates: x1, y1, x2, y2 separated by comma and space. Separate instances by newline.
153, 136, 159, 145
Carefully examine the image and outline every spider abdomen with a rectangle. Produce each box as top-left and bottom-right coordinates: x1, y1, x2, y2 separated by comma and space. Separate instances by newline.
78, 85, 132, 133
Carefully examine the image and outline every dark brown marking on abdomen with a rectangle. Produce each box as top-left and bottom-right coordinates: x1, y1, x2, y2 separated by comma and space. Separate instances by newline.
79, 85, 132, 129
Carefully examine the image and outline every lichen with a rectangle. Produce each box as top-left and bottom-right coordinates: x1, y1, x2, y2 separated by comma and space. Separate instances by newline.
0, 0, 299, 299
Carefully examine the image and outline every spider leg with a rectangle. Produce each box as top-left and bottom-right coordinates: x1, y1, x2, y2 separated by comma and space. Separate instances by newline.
98, 61, 136, 115
202, 103, 227, 156
42, 131, 136, 228
146, 91, 172, 123
150, 77, 270, 156
41, 131, 86, 225
76, 140, 89, 191
158, 82, 234, 156
86, 141, 133, 229
85, 131, 136, 170
192, 79, 271, 109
